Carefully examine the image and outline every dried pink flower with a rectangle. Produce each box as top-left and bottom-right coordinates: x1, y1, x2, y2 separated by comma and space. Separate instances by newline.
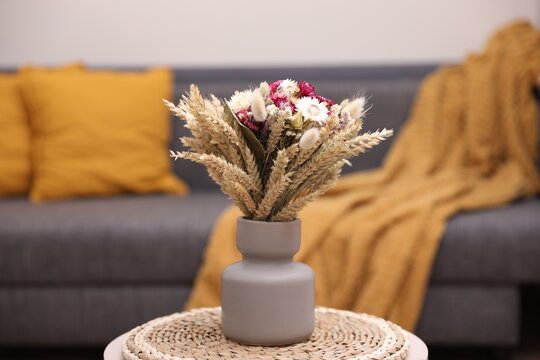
314, 94, 336, 107
236, 109, 260, 131
269, 80, 282, 94
270, 93, 289, 108
298, 81, 316, 97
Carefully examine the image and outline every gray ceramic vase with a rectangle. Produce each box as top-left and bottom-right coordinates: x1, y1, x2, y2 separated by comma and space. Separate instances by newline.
221, 217, 315, 346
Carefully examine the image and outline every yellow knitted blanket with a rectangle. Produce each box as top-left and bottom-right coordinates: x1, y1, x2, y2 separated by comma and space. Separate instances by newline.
185, 22, 540, 330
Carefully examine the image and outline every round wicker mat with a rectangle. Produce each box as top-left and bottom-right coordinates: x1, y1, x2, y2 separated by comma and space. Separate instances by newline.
122, 307, 409, 360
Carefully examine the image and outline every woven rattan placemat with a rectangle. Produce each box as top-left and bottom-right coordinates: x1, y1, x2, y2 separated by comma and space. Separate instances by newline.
122, 307, 409, 360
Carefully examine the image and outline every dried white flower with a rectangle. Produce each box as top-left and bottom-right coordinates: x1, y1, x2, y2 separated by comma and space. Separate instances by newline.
330, 104, 342, 114
228, 90, 252, 113
299, 128, 320, 149
266, 104, 279, 116
296, 97, 329, 124
276, 79, 299, 97
251, 90, 267, 122
259, 82, 270, 98
284, 107, 293, 117
343, 97, 366, 119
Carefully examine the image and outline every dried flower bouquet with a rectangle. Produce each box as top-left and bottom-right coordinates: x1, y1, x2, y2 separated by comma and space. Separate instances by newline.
165, 80, 392, 222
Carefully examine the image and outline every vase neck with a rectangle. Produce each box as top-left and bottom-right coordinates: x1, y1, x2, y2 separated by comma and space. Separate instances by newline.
242, 255, 294, 264
236, 217, 301, 259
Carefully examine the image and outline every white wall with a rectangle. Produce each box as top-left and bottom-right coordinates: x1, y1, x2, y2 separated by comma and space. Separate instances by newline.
0, 0, 539, 67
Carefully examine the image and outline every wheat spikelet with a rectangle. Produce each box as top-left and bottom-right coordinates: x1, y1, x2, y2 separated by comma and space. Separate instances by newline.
177, 115, 220, 156
288, 141, 345, 191
210, 175, 252, 217
347, 128, 394, 150
243, 145, 263, 201
199, 162, 252, 216
266, 112, 287, 154
289, 128, 392, 192
203, 166, 255, 217
276, 128, 393, 218
300, 160, 344, 196
163, 99, 183, 117
171, 100, 215, 148
178, 152, 260, 195
210, 94, 225, 115
254, 148, 292, 220
204, 163, 238, 201
289, 126, 327, 171
181, 86, 247, 168
198, 111, 244, 168
288, 115, 342, 171
180, 136, 219, 155
274, 161, 344, 221
228, 181, 257, 216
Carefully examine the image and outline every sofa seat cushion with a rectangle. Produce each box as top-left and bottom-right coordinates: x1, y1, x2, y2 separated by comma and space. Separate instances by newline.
1, 195, 539, 285
0, 194, 230, 285
431, 197, 540, 283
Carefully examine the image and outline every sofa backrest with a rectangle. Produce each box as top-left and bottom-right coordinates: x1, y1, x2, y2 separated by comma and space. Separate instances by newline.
170, 65, 437, 191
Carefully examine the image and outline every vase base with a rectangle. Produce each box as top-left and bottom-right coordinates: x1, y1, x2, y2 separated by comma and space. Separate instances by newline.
225, 333, 312, 347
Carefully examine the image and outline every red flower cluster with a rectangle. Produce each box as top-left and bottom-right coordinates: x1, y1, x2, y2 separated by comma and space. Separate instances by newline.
314, 94, 336, 107
269, 93, 290, 110
298, 81, 316, 97
268, 80, 336, 111
236, 108, 261, 131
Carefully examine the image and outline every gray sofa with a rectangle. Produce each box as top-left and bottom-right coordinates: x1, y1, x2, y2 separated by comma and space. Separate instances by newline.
1, 66, 539, 348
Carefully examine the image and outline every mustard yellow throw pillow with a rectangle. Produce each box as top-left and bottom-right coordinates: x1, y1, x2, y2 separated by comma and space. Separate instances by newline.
0, 64, 83, 197
21, 68, 188, 202
0, 73, 30, 196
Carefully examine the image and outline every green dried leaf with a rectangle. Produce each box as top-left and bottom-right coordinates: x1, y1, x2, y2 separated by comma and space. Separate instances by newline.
224, 103, 266, 162
269, 188, 296, 220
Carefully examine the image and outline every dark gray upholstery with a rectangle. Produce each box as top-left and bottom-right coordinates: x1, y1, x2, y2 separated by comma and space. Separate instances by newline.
0, 286, 191, 346
0, 194, 230, 284
416, 285, 519, 345
0, 65, 538, 347
434, 198, 540, 283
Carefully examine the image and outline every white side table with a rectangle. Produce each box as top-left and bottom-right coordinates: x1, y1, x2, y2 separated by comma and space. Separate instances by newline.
104, 330, 428, 360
